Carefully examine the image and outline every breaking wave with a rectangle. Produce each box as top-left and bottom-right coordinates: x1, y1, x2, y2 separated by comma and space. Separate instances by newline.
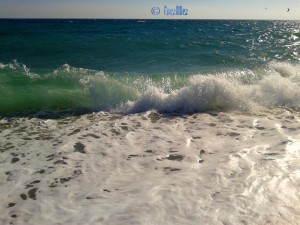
1, 61, 300, 116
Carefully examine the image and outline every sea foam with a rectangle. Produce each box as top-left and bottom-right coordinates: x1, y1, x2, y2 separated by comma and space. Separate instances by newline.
124, 61, 300, 114
1, 61, 300, 116
125, 75, 251, 114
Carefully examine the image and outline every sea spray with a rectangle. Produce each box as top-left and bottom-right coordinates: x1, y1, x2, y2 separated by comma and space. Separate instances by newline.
125, 76, 251, 114
1, 61, 300, 116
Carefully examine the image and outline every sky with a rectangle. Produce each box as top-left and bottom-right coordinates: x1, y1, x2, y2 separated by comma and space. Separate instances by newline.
0, 0, 299, 20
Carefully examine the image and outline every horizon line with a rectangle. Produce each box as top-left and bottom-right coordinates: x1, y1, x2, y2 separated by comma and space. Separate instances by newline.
0, 18, 299, 21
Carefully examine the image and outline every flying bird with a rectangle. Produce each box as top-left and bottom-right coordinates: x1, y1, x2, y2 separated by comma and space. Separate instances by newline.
287, 8, 290, 12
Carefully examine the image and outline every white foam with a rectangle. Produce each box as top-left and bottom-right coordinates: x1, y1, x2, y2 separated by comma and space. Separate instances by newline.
269, 61, 297, 77
255, 74, 300, 108
124, 62, 300, 114
2, 61, 300, 115
126, 75, 251, 114
1, 108, 300, 224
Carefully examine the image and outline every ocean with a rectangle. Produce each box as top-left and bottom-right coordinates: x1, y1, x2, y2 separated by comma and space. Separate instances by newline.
1, 19, 300, 225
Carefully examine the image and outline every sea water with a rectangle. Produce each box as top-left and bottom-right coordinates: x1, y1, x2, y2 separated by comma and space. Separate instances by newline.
1, 19, 300, 225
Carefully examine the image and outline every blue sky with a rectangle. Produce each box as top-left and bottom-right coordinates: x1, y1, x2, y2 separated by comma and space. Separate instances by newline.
0, 0, 299, 20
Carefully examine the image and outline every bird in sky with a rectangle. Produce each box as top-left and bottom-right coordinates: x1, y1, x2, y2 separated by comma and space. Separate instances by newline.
287, 8, 290, 12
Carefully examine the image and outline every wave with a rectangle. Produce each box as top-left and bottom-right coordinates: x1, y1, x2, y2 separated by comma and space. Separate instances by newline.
124, 61, 300, 114
0, 62, 138, 116
1, 61, 300, 116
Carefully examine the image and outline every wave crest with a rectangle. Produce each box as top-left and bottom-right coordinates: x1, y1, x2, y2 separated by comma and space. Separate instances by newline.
125, 76, 251, 114
2, 61, 300, 116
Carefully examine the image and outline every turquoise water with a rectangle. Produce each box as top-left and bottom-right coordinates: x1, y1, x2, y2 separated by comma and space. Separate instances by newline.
1, 19, 300, 116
